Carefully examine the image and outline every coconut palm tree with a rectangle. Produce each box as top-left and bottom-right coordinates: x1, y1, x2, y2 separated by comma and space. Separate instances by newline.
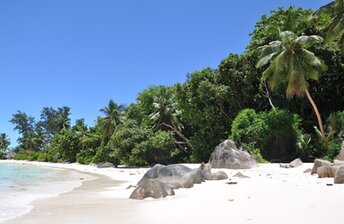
256, 30, 327, 143
317, 0, 344, 52
56, 107, 71, 132
0, 133, 10, 152
149, 87, 190, 152
99, 100, 121, 145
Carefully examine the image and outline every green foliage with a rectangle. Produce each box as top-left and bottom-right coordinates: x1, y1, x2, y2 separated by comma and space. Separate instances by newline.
248, 6, 325, 52
0, 133, 11, 153
176, 68, 232, 161
231, 109, 267, 147
99, 100, 122, 145
251, 149, 268, 163
231, 109, 306, 162
327, 111, 344, 141
45, 128, 80, 163
0, 152, 6, 159
321, 111, 344, 160
107, 120, 179, 166
317, 0, 344, 53
13, 150, 44, 161
77, 148, 97, 164
323, 141, 342, 161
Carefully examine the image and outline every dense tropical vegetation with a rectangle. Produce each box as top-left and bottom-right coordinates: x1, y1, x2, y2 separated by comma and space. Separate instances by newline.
2, 2, 344, 165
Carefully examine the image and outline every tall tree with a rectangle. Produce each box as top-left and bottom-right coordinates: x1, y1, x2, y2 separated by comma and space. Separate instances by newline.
99, 100, 121, 145
256, 30, 327, 143
0, 133, 10, 152
56, 106, 71, 131
10, 111, 36, 150
149, 86, 190, 153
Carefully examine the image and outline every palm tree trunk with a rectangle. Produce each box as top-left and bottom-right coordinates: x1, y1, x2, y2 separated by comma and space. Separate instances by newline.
305, 89, 327, 143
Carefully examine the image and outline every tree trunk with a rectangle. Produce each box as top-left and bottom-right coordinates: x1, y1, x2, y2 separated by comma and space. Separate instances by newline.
161, 122, 191, 154
264, 81, 276, 110
306, 89, 327, 144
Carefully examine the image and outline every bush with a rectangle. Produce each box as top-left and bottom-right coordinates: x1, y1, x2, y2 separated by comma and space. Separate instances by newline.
45, 129, 81, 163
327, 111, 344, 142
0, 152, 6, 159
108, 120, 179, 166
77, 148, 97, 164
14, 150, 38, 161
231, 108, 305, 162
323, 141, 342, 161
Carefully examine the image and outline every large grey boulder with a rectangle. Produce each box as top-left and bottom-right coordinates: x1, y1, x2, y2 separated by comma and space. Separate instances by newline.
335, 141, 344, 161
334, 166, 344, 184
129, 180, 175, 199
130, 163, 228, 200
209, 140, 257, 169
311, 159, 332, 175
317, 165, 339, 178
130, 164, 203, 200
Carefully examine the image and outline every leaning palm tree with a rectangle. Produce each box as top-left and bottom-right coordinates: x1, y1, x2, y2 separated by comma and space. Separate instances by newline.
149, 87, 190, 153
256, 30, 327, 143
99, 100, 121, 145
317, 0, 344, 53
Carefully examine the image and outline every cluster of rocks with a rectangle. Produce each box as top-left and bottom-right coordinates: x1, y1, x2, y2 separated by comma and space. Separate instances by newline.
312, 141, 344, 184
129, 163, 228, 199
130, 140, 257, 200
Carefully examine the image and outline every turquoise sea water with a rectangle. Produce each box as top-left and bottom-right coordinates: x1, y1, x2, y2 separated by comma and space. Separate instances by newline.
0, 163, 86, 223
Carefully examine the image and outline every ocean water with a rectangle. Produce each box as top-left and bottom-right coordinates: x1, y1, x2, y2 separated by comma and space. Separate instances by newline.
0, 163, 88, 223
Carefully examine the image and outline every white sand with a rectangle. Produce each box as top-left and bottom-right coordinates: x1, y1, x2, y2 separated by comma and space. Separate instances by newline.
2, 160, 344, 224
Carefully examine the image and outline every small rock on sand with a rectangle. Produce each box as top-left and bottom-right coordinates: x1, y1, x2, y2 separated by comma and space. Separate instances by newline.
233, 172, 250, 178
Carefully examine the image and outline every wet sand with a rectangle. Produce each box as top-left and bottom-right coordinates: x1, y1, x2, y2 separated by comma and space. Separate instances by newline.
9, 174, 141, 224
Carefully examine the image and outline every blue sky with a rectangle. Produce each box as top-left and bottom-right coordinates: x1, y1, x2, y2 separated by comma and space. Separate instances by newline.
0, 0, 329, 146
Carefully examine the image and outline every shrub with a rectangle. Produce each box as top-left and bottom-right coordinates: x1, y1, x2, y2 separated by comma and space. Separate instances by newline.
108, 120, 179, 166
231, 108, 305, 162
77, 148, 97, 164
0, 152, 6, 159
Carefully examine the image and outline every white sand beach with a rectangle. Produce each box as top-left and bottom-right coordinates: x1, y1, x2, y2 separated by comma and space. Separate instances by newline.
2, 160, 344, 224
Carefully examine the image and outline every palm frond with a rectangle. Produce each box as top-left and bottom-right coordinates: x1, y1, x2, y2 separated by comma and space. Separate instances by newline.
257, 41, 283, 57
294, 35, 324, 48
326, 15, 344, 43
301, 49, 326, 72
256, 52, 279, 68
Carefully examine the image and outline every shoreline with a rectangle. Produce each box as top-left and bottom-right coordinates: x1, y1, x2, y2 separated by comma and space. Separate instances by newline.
0, 160, 147, 223
2, 160, 344, 224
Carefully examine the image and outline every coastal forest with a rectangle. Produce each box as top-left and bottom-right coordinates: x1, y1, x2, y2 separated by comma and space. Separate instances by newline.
1, 2, 344, 166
